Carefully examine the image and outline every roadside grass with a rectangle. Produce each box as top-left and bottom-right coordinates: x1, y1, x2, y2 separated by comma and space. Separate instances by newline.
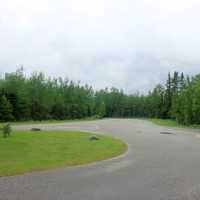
150, 118, 200, 129
0, 116, 100, 127
0, 130, 127, 176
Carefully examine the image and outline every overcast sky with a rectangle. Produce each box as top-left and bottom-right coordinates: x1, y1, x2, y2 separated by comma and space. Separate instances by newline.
0, 0, 200, 93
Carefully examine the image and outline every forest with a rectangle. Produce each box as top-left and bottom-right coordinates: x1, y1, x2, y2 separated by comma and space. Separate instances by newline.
0, 68, 200, 125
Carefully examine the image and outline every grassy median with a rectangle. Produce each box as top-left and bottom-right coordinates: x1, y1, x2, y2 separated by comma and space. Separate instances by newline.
0, 131, 127, 176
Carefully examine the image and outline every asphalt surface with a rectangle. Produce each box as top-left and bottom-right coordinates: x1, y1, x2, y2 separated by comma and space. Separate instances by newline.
1, 119, 200, 200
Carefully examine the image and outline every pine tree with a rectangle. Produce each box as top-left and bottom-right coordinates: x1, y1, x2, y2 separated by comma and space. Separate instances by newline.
172, 71, 179, 96
163, 72, 172, 118
96, 102, 106, 118
179, 72, 186, 91
0, 95, 14, 121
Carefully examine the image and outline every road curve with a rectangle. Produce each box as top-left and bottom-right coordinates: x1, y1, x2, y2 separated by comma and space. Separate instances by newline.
1, 119, 200, 200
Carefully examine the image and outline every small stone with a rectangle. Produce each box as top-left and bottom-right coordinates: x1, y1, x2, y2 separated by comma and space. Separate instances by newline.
31, 128, 41, 131
89, 135, 99, 141
160, 131, 173, 135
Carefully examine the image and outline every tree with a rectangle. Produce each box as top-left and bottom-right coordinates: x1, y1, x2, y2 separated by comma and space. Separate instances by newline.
95, 102, 106, 118
163, 72, 172, 118
171, 71, 179, 96
0, 96, 13, 121
0, 68, 199, 126
147, 84, 165, 118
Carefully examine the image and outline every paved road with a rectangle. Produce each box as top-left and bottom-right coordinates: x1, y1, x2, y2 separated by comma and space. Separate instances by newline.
1, 119, 200, 200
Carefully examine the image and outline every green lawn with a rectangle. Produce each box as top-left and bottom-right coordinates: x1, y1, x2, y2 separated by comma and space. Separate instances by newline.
0, 131, 127, 176
150, 118, 200, 129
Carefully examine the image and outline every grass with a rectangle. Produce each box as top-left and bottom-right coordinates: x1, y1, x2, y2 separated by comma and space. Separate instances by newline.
150, 118, 200, 129
0, 130, 127, 176
0, 116, 100, 127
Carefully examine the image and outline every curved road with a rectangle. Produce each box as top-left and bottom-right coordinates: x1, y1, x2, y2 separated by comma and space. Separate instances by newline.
1, 119, 200, 200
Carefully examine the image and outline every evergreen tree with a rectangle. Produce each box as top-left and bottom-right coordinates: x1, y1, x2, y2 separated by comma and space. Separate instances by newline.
95, 102, 106, 118
172, 71, 179, 96
0, 95, 13, 121
163, 73, 172, 118
0, 68, 199, 126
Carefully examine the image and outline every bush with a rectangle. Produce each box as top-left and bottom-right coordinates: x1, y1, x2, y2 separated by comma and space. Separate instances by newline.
2, 124, 12, 138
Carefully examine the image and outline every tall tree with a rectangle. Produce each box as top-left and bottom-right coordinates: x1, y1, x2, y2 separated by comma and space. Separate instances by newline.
0, 95, 13, 121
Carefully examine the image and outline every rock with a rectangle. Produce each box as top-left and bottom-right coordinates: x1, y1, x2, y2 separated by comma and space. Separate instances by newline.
89, 135, 99, 141
160, 131, 173, 135
31, 128, 41, 131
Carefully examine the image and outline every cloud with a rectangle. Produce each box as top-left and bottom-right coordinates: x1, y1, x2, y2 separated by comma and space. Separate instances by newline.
0, 0, 200, 93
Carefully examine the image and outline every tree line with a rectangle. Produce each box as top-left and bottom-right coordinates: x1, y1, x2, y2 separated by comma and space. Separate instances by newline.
0, 68, 199, 125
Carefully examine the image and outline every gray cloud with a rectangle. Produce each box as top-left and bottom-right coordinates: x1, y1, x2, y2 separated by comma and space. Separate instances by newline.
0, 0, 200, 93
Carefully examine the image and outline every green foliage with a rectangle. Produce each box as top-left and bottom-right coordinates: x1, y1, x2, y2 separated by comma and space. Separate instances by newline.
2, 124, 12, 138
172, 74, 200, 125
0, 68, 200, 126
0, 96, 14, 121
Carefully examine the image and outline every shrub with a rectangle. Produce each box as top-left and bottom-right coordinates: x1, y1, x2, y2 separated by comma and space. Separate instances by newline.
2, 124, 12, 138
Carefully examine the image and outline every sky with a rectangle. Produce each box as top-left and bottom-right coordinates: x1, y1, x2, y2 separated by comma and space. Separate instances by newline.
0, 0, 200, 93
